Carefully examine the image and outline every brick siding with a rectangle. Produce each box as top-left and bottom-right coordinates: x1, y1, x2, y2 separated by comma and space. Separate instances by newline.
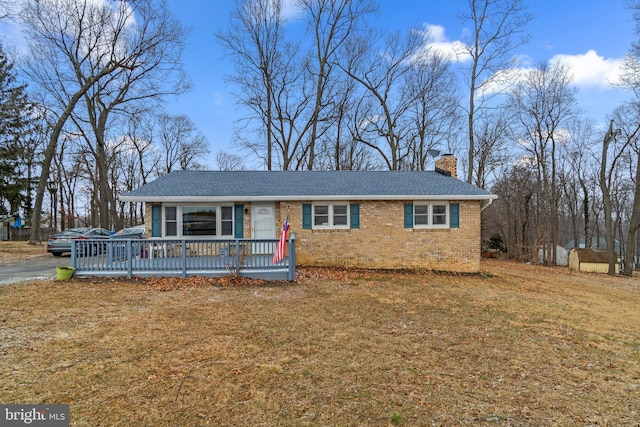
275, 200, 481, 273
145, 200, 483, 273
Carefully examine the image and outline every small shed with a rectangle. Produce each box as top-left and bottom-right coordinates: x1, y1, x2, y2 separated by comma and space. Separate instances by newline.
0, 215, 13, 241
568, 248, 620, 274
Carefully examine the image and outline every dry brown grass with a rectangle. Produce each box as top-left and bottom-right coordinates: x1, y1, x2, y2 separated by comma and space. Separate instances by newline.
1, 260, 639, 426
0, 241, 47, 264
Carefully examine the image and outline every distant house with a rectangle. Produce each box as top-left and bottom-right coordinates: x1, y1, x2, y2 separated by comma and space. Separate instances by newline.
120, 156, 497, 273
568, 248, 620, 274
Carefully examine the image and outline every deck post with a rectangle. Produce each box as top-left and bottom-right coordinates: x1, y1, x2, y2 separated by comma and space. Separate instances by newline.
287, 237, 296, 281
126, 240, 133, 279
181, 239, 187, 278
234, 239, 241, 272
71, 240, 76, 269
107, 242, 113, 265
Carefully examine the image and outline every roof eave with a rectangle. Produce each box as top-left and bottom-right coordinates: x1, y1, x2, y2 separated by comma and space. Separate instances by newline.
119, 194, 498, 203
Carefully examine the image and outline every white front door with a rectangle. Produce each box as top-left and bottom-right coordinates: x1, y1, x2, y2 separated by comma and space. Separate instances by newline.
251, 204, 276, 254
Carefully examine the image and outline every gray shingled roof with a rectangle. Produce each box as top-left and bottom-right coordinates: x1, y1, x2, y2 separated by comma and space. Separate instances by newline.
120, 170, 496, 202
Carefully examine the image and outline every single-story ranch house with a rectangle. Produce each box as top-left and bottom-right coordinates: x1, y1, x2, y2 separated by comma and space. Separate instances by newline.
120, 156, 496, 273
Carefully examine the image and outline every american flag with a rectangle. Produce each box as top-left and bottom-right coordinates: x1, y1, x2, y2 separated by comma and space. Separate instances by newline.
272, 215, 290, 264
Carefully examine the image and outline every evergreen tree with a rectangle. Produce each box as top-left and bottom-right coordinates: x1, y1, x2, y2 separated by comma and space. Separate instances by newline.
0, 43, 32, 217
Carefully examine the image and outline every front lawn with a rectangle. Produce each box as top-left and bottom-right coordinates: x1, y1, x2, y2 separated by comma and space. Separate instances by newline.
1, 260, 639, 425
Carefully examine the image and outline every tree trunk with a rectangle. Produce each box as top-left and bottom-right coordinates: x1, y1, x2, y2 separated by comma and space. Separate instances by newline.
29, 65, 118, 243
624, 155, 640, 276
600, 120, 618, 275
467, 85, 475, 184
29, 121, 65, 243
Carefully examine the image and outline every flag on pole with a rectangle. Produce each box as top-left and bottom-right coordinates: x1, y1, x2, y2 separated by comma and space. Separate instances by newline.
272, 215, 290, 264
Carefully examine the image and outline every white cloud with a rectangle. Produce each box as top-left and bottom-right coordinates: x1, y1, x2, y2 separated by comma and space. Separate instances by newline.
417, 22, 623, 91
477, 51, 624, 97
550, 50, 622, 88
415, 24, 470, 63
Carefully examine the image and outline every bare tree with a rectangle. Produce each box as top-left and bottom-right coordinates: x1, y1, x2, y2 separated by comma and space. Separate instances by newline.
296, 0, 375, 169
18, 0, 188, 242
470, 109, 511, 188
600, 120, 624, 275
217, 0, 289, 170
404, 52, 460, 171
314, 71, 375, 170
123, 109, 161, 186
458, 0, 533, 184
608, 105, 640, 276
338, 30, 424, 170
54, 135, 84, 229
154, 113, 209, 174
561, 118, 599, 249
216, 151, 247, 171
488, 163, 536, 260
508, 61, 577, 265
113, 110, 161, 224
614, 0, 640, 275
70, 1, 189, 230
618, 0, 640, 98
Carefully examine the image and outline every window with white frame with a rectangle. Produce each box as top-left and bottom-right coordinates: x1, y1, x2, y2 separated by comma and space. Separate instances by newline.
164, 206, 177, 236
163, 205, 234, 237
221, 206, 234, 236
313, 203, 350, 228
414, 203, 449, 228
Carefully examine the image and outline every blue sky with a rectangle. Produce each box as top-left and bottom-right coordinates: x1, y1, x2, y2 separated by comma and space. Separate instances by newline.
164, 0, 637, 166
2, 1, 637, 167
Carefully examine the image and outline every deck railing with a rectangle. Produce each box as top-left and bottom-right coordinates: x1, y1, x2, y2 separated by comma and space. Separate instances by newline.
71, 238, 296, 281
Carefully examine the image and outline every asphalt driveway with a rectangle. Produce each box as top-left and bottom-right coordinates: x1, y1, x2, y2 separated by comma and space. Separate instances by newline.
0, 255, 72, 285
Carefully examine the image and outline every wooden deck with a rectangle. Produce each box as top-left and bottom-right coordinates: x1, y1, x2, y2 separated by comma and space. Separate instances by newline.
71, 238, 296, 281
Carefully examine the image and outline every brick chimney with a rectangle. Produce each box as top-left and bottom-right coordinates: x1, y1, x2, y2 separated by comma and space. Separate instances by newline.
435, 154, 457, 178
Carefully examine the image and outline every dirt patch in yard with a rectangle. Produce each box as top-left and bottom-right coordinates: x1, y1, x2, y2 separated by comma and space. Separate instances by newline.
1, 260, 639, 426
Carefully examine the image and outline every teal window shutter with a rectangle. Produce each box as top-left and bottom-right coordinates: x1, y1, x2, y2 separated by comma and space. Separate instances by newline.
404, 203, 413, 228
151, 204, 162, 237
350, 203, 360, 229
450, 203, 460, 228
234, 204, 244, 238
302, 204, 312, 229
